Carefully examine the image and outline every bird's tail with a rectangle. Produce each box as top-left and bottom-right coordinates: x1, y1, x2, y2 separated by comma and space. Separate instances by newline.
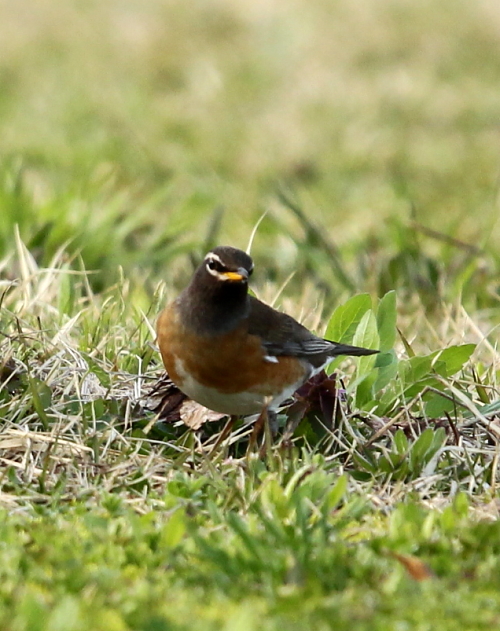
328, 341, 379, 357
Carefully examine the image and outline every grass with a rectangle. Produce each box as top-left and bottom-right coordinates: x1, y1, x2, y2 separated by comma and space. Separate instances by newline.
1, 0, 500, 628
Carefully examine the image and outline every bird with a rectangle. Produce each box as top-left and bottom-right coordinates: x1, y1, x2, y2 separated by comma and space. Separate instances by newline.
156, 246, 378, 418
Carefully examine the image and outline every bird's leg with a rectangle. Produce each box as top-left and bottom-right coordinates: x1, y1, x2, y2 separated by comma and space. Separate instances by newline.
267, 409, 279, 436
247, 398, 275, 457
247, 407, 266, 454
258, 406, 275, 459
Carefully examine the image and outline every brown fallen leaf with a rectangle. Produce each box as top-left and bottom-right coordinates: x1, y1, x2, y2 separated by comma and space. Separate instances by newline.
177, 399, 227, 430
390, 551, 434, 581
288, 370, 345, 431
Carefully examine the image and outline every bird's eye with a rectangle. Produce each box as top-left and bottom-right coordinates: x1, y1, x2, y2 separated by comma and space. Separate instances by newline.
206, 259, 225, 273
248, 266, 254, 277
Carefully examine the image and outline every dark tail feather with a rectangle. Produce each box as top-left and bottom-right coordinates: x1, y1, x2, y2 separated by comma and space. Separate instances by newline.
328, 341, 379, 357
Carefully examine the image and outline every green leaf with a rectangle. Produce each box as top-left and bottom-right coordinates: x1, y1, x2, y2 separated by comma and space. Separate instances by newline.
353, 310, 379, 378
394, 429, 409, 455
325, 294, 372, 344
352, 452, 378, 474
227, 512, 265, 561
398, 355, 434, 388
409, 428, 446, 473
326, 474, 347, 511
161, 509, 186, 548
57, 268, 76, 315
29, 377, 52, 430
409, 429, 434, 470
374, 350, 396, 369
431, 344, 476, 378
354, 371, 378, 409
373, 351, 399, 392
453, 491, 470, 517
424, 393, 456, 418
398, 327, 416, 357
376, 290, 397, 351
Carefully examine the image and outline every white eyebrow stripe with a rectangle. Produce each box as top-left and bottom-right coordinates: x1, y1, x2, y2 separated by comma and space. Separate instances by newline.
205, 252, 226, 279
205, 252, 224, 265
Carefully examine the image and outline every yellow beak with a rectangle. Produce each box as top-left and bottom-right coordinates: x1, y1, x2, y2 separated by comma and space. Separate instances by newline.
223, 268, 248, 281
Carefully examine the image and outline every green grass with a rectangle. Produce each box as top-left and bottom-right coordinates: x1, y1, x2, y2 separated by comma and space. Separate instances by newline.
2, 471, 500, 630
1, 0, 500, 628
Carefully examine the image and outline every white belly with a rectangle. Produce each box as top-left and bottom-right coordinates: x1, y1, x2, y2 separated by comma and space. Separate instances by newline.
174, 357, 306, 416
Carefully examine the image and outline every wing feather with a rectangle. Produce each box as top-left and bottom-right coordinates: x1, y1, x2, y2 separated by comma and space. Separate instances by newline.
247, 297, 377, 366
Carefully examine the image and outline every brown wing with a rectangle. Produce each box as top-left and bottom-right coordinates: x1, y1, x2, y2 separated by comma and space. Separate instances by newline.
247, 296, 378, 366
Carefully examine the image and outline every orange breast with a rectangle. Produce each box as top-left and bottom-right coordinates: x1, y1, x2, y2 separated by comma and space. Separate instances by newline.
156, 303, 307, 398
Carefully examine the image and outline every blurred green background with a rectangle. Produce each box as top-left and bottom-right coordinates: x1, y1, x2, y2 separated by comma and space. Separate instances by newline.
1, 0, 499, 306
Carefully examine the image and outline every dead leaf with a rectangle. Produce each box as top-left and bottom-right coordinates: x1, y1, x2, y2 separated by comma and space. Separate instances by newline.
178, 400, 226, 430
390, 551, 434, 581
293, 370, 343, 429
